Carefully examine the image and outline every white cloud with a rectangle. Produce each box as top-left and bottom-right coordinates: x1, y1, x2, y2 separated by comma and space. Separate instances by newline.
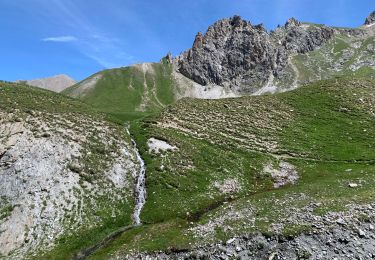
42, 36, 77, 42
40, 1, 132, 67
36, 0, 140, 68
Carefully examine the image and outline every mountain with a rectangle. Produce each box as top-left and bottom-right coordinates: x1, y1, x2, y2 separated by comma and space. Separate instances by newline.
0, 81, 141, 258
177, 16, 334, 92
17, 74, 76, 93
3, 10, 375, 259
63, 60, 230, 121
64, 11, 375, 117
177, 13, 375, 93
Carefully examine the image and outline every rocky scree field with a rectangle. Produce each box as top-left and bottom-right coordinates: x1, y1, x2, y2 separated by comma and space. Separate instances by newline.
85, 78, 375, 259
0, 82, 141, 259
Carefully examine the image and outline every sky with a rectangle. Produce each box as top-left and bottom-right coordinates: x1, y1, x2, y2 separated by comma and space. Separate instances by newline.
0, 0, 373, 81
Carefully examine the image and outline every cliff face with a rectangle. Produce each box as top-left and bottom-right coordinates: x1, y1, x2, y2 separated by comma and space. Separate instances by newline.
365, 11, 375, 25
177, 16, 335, 93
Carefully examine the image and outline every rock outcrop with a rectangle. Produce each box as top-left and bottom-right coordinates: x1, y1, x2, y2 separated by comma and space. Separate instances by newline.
365, 11, 375, 25
177, 16, 334, 93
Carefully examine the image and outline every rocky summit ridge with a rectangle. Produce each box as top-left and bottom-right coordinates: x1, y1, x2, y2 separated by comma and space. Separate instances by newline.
365, 11, 375, 25
176, 15, 335, 93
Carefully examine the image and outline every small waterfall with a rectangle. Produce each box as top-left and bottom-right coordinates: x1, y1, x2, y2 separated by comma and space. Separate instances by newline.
126, 126, 146, 226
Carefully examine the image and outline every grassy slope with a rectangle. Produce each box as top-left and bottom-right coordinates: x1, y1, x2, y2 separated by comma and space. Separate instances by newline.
0, 82, 135, 259
0, 81, 95, 115
89, 77, 375, 257
63, 61, 176, 121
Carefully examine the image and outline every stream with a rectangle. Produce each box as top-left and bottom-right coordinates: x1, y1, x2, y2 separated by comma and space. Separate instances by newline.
72, 126, 147, 259
126, 126, 146, 226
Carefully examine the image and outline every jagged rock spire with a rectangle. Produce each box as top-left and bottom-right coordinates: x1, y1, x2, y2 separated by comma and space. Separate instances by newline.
285, 17, 301, 28
161, 51, 173, 63
193, 32, 204, 49
230, 15, 245, 27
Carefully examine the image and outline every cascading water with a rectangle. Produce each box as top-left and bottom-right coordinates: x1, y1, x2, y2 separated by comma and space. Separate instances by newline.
126, 126, 146, 226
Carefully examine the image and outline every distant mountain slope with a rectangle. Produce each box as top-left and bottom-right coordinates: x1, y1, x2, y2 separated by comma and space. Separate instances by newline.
64, 11, 375, 117
17, 74, 76, 93
0, 82, 139, 259
90, 77, 375, 259
63, 61, 177, 120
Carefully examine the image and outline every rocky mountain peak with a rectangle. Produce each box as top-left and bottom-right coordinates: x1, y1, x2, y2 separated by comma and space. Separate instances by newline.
230, 15, 249, 28
177, 16, 334, 92
365, 11, 375, 25
285, 17, 302, 28
178, 15, 274, 88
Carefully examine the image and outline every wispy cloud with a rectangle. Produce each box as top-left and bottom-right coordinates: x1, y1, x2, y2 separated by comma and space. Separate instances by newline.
39, 0, 136, 68
42, 36, 77, 42
10, 0, 154, 68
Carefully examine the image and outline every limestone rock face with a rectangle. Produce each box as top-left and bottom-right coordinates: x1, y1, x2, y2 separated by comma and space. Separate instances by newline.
273, 18, 334, 54
177, 16, 334, 93
0, 108, 138, 258
177, 16, 275, 92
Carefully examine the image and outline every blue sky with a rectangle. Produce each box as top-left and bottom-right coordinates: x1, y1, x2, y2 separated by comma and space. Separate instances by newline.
0, 0, 373, 81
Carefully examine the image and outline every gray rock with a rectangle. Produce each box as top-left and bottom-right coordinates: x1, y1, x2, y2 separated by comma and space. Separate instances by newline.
358, 229, 366, 238
365, 11, 375, 25
176, 16, 334, 94
336, 217, 346, 226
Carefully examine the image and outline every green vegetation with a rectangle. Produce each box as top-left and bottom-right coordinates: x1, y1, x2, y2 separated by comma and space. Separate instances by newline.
89, 78, 375, 257
41, 198, 133, 260
89, 219, 192, 259
63, 61, 176, 120
279, 79, 375, 160
3, 66, 375, 257
0, 82, 95, 116
0, 204, 14, 221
